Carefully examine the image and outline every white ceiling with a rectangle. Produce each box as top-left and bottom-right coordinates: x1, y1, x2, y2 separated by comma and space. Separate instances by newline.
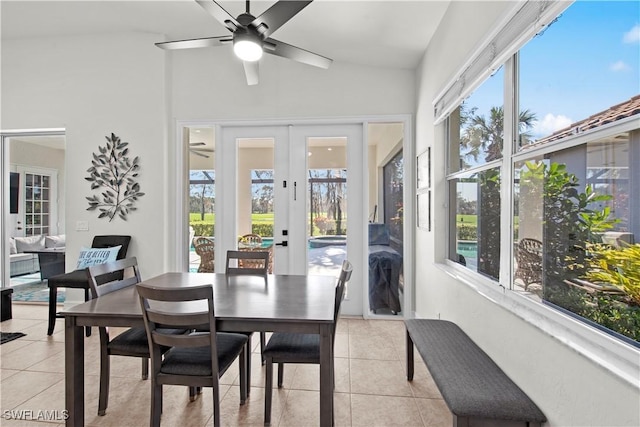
1, 0, 450, 69
3, 1, 443, 155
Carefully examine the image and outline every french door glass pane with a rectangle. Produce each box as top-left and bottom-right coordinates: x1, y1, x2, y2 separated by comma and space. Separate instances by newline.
307, 137, 347, 276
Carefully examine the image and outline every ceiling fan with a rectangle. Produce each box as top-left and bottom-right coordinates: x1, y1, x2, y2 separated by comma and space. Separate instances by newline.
189, 142, 215, 158
155, 0, 332, 85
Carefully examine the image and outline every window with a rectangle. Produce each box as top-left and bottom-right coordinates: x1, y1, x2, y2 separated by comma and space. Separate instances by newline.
447, 68, 504, 277
251, 169, 274, 237
445, 1, 640, 346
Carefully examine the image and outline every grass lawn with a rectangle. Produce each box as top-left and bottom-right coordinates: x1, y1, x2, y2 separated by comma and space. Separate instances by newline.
457, 214, 477, 225
190, 213, 274, 224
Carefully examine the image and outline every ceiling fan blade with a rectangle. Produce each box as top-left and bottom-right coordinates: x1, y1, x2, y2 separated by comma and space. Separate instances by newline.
196, 0, 240, 32
194, 148, 215, 153
190, 142, 206, 146
190, 150, 210, 158
156, 36, 232, 50
251, 1, 313, 38
243, 61, 259, 86
264, 38, 332, 69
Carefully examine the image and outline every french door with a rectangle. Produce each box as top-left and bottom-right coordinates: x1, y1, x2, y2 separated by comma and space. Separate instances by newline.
217, 124, 365, 315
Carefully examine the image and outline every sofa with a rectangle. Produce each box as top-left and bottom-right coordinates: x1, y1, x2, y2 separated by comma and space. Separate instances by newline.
9, 234, 65, 278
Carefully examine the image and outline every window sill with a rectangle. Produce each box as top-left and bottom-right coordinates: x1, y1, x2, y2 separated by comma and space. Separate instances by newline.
436, 261, 640, 390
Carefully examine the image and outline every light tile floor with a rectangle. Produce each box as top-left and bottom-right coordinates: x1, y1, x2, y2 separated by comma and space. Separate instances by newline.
1, 303, 451, 427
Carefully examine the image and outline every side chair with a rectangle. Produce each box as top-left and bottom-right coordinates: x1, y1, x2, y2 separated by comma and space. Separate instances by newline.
87, 257, 188, 416
47, 235, 131, 336
225, 249, 270, 395
262, 259, 353, 425
136, 283, 248, 427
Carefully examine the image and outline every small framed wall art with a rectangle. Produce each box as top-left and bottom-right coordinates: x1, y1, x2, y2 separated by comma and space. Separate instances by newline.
417, 189, 430, 231
417, 147, 431, 190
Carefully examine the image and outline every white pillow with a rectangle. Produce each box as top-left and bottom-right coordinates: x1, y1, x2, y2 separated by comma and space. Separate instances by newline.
14, 235, 46, 253
9, 238, 17, 255
45, 234, 66, 248
76, 245, 121, 270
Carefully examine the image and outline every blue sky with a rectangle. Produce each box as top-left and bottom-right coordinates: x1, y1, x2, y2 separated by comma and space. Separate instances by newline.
468, 1, 640, 138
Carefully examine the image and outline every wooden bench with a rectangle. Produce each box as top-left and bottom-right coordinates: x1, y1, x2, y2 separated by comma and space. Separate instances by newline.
405, 319, 546, 427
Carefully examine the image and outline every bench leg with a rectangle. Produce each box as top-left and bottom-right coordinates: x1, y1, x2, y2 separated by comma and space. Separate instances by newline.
453, 415, 469, 427
406, 328, 414, 381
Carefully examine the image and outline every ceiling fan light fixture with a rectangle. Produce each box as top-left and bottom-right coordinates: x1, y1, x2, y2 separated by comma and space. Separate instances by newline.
233, 32, 263, 62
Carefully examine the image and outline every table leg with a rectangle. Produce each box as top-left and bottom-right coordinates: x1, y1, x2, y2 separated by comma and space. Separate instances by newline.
319, 324, 333, 427
48, 286, 57, 336
406, 328, 414, 381
65, 317, 84, 427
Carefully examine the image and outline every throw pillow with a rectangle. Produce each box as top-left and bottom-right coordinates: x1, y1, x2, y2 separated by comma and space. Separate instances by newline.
45, 234, 66, 248
76, 245, 121, 270
14, 235, 46, 253
9, 238, 17, 255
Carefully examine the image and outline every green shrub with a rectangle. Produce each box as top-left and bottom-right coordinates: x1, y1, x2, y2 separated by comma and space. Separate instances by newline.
252, 223, 274, 237
191, 221, 214, 237
457, 224, 477, 240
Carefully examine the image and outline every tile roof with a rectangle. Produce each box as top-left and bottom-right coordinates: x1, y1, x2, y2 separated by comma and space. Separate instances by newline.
530, 94, 640, 146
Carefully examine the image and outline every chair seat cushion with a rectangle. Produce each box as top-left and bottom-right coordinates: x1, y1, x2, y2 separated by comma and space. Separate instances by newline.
108, 327, 185, 356
263, 333, 320, 363
161, 333, 247, 376
47, 269, 88, 288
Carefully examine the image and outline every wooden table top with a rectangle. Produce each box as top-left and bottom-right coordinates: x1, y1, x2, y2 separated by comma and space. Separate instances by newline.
62, 272, 337, 325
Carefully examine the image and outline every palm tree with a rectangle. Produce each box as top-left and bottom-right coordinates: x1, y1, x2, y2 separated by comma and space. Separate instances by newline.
460, 104, 536, 165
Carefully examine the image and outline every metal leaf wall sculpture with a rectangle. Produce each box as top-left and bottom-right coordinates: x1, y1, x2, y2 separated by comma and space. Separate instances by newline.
85, 133, 145, 222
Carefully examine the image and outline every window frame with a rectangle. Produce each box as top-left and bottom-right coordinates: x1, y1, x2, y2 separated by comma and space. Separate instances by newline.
442, 41, 640, 391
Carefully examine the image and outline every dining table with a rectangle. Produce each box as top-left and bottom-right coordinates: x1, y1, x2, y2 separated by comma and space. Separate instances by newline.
62, 272, 338, 427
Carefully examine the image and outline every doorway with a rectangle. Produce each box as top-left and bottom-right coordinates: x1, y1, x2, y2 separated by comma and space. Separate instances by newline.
1, 130, 66, 295
179, 118, 411, 317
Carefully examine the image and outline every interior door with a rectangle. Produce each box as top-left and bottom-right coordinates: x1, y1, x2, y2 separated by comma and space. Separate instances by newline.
219, 123, 365, 315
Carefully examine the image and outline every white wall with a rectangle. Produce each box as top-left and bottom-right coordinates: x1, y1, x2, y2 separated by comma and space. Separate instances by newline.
415, 2, 640, 426
2, 30, 415, 291
2, 33, 167, 283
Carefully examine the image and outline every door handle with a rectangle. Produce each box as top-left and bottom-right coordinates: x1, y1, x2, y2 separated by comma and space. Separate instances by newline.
275, 241, 288, 247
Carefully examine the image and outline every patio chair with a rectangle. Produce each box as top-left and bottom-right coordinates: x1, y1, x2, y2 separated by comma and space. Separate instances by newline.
238, 233, 262, 248
514, 237, 543, 290
46, 235, 131, 336
262, 259, 353, 425
136, 283, 248, 427
193, 236, 215, 273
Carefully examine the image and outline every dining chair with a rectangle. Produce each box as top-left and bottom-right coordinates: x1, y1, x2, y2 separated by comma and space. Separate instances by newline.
87, 257, 189, 416
47, 235, 131, 336
194, 236, 215, 273
262, 259, 353, 425
225, 249, 270, 395
136, 283, 248, 427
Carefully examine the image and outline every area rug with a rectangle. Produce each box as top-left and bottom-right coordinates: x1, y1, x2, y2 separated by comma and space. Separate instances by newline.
11, 282, 65, 303
0, 332, 26, 345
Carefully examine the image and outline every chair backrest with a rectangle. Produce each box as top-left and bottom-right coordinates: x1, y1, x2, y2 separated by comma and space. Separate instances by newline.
334, 260, 353, 324
518, 238, 543, 263
91, 235, 132, 260
225, 250, 269, 277
368, 223, 391, 246
86, 257, 141, 299
238, 234, 262, 248
194, 237, 215, 273
136, 283, 219, 375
